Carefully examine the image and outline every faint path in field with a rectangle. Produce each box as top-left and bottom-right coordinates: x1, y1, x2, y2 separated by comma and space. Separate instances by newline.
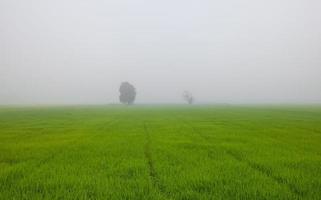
0, 146, 64, 187
143, 123, 157, 181
180, 119, 221, 164
182, 119, 210, 141
183, 119, 305, 198
226, 150, 304, 198
143, 122, 171, 199
1, 119, 119, 187
97, 119, 119, 132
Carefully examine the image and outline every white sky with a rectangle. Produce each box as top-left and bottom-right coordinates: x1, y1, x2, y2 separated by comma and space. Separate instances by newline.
1, 0, 321, 104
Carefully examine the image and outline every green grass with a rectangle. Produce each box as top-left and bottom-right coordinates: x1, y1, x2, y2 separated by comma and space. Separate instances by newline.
0, 105, 321, 199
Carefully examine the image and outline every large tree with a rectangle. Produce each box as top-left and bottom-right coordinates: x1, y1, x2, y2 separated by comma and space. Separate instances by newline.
119, 82, 136, 105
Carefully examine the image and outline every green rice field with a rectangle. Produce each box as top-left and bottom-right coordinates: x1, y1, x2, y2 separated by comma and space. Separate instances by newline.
0, 105, 321, 199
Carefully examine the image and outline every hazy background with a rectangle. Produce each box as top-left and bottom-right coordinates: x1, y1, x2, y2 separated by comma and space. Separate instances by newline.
1, 0, 320, 105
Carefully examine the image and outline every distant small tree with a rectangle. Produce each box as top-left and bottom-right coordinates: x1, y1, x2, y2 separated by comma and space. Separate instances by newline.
119, 82, 136, 105
182, 91, 194, 104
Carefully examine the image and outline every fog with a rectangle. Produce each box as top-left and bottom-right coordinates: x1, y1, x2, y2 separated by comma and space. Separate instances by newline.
1, 0, 321, 104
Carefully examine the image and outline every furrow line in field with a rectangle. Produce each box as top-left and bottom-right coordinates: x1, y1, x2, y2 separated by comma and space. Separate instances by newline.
97, 119, 120, 132
181, 119, 221, 162
90, 119, 120, 140
226, 150, 304, 198
0, 129, 90, 186
185, 122, 304, 198
182, 120, 209, 141
0, 147, 63, 186
143, 122, 171, 199
143, 123, 157, 181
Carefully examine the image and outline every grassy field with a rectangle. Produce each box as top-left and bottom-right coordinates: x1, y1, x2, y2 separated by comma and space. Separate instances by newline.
0, 105, 321, 200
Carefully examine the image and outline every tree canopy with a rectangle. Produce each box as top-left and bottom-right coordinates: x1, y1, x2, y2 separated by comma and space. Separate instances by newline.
119, 82, 136, 105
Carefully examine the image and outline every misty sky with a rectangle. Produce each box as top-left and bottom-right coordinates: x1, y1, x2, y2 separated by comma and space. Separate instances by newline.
1, 0, 321, 104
